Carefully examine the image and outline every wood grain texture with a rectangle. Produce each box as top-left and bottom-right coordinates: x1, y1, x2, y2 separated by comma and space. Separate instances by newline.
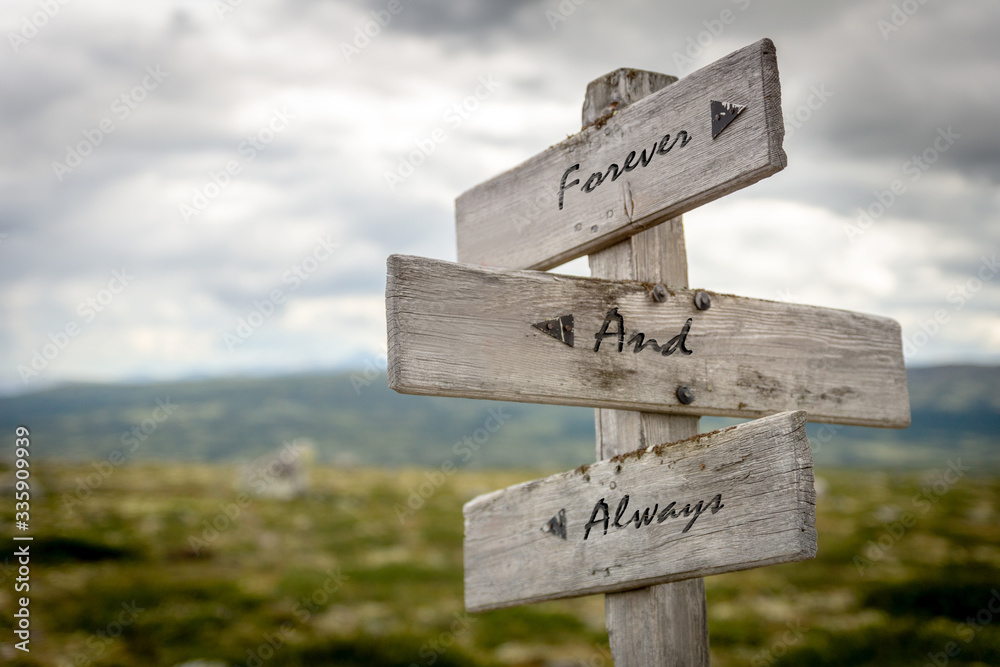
581, 69, 678, 129
595, 407, 700, 462
588, 218, 690, 292
605, 579, 709, 667
591, 218, 707, 667
462, 410, 816, 612
386, 254, 911, 428
455, 38, 786, 271
589, 219, 696, 461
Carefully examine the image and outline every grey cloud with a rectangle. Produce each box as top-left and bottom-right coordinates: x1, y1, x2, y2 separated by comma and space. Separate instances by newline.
359, 0, 540, 38
1, 0, 997, 393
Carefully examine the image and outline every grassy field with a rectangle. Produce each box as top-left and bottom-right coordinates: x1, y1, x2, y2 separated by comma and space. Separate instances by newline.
1, 461, 999, 666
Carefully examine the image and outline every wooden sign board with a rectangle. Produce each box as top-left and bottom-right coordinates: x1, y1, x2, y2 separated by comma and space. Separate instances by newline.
463, 411, 816, 612
455, 38, 786, 271
386, 254, 910, 428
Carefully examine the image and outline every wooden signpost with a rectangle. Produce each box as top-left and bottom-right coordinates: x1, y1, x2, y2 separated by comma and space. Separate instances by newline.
464, 411, 816, 612
385, 37, 909, 666
387, 254, 909, 427
455, 39, 785, 271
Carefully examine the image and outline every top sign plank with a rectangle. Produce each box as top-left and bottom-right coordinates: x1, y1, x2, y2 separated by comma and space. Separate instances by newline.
456, 38, 786, 271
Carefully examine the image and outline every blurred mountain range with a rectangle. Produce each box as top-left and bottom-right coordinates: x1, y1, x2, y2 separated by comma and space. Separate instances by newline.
1, 365, 996, 470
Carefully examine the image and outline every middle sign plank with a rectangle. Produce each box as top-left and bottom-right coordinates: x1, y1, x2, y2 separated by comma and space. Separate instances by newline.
464, 411, 816, 612
386, 254, 910, 428
455, 38, 786, 271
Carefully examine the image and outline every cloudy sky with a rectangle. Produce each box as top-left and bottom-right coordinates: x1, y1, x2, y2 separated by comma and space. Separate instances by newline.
1, 0, 998, 396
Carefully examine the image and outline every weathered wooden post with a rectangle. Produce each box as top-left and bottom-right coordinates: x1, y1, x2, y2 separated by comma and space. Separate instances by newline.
584, 67, 710, 667
386, 38, 909, 665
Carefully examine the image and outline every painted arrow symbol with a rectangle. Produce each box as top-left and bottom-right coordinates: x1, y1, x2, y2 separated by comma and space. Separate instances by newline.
711, 100, 747, 139
541, 508, 567, 540
532, 314, 574, 347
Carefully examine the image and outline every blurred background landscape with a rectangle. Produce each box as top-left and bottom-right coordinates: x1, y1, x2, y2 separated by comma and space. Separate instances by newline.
0, 365, 998, 665
1, 366, 998, 470
3, 457, 999, 667
2, 0, 999, 664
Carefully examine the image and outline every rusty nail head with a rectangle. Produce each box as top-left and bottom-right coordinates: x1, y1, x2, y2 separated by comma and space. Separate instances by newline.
652, 284, 668, 302
694, 291, 711, 311
677, 385, 694, 404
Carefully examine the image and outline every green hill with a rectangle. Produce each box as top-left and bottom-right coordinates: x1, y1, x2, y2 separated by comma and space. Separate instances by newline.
0, 365, 996, 469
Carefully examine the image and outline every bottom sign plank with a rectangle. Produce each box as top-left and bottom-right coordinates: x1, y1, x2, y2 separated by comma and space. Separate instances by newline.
463, 411, 816, 612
